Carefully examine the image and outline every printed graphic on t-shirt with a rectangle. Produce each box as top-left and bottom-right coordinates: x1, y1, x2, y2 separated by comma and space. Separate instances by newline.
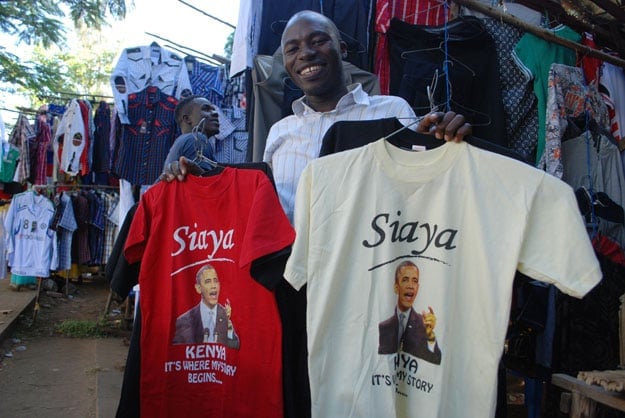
172, 264, 240, 350
378, 260, 442, 366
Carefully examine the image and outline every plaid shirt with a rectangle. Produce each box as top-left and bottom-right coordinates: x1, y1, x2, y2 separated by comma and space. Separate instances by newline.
86, 190, 105, 265
9, 114, 35, 183
186, 56, 225, 108
55, 193, 78, 271
113, 86, 178, 185
100, 191, 118, 264
71, 193, 91, 265
33, 120, 51, 185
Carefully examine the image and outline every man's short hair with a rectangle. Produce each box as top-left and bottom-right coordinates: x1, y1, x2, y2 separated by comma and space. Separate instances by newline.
174, 94, 203, 125
281, 10, 342, 48
394, 261, 418, 283
196, 263, 216, 284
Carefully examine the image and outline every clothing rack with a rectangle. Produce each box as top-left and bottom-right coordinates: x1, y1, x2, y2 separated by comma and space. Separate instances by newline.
453, 0, 625, 69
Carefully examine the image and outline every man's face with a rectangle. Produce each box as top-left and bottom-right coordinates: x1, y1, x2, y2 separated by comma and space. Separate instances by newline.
394, 266, 419, 311
188, 98, 220, 137
281, 15, 345, 99
195, 268, 220, 308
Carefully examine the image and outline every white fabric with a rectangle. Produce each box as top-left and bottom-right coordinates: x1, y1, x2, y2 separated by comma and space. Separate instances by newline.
110, 43, 192, 124
229, 0, 262, 78
54, 99, 86, 176
4, 191, 58, 277
263, 83, 417, 222
0, 206, 8, 279
459, 1, 542, 25
118, 179, 135, 227
0, 112, 6, 143
285, 140, 601, 418
600, 62, 625, 143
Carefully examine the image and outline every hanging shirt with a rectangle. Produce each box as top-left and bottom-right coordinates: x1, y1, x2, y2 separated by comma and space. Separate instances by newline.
9, 114, 35, 183
54, 192, 78, 271
600, 62, 625, 147
512, 25, 580, 165
184, 56, 225, 108
110, 42, 192, 124
285, 140, 601, 418
374, 0, 450, 94
55, 99, 87, 176
4, 191, 58, 277
113, 86, 178, 186
0, 142, 21, 183
543, 63, 609, 178
124, 169, 295, 418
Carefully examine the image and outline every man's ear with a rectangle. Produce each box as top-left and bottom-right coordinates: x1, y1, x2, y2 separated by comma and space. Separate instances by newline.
340, 41, 348, 59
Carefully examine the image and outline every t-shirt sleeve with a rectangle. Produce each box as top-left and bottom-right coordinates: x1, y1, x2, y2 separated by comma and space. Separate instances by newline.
283, 164, 313, 291
123, 195, 151, 265
239, 172, 295, 268
517, 174, 602, 298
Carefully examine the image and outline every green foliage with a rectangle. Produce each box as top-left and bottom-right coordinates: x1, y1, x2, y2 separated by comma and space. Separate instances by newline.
0, 0, 129, 94
55, 319, 110, 338
224, 31, 234, 59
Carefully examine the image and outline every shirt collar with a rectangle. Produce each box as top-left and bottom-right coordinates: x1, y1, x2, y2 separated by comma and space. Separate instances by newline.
292, 83, 369, 116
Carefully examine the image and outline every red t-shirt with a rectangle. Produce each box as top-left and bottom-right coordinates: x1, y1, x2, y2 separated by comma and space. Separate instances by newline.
125, 169, 295, 418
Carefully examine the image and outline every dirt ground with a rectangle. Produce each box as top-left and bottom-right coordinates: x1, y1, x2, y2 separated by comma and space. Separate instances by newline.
0, 272, 132, 418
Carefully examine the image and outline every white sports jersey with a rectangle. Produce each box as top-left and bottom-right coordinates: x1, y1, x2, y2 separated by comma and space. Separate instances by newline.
4, 191, 58, 277
285, 140, 601, 418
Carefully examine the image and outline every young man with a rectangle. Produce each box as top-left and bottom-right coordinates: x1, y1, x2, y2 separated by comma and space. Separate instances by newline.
162, 11, 471, 220
163, 95, 220, 171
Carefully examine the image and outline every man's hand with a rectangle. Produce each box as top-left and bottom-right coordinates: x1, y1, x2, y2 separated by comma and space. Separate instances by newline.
416, 111, 472, 143
422, 306, 437, 342
225, 299, 233, 330
159, 156, 204, 182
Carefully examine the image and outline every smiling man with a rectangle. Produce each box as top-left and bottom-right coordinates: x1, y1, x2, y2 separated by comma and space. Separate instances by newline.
378, 261, 441, 365
172, 264, 240, 349
262, 10, 472, 223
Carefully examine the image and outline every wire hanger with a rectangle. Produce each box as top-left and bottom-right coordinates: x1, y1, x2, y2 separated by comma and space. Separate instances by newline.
425, 69, 492, 126
400, 41, 476, 77
191, 118, 221, 171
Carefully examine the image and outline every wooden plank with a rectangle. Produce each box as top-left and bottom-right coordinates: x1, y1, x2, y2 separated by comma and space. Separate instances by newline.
552, 373, 625, 412
453, 0, 625, 69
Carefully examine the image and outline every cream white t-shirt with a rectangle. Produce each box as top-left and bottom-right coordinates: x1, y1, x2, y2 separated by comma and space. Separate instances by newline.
285, 139, 601, 418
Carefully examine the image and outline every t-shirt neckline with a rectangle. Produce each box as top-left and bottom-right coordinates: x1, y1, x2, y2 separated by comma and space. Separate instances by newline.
372, 138, 464, 183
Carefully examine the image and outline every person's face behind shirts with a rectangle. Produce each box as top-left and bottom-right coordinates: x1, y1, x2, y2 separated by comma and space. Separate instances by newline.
394, 265, 419, 312
195, 267, 220, 308
281, 13, 346, 101
188, 97, 220, 137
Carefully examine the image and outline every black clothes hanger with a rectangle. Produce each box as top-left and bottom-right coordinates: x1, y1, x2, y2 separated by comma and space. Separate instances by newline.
575, 186, 625, 225
319, 117, 526, 162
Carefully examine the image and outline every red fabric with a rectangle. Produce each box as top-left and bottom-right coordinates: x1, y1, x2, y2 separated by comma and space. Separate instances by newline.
592, 233, 625, 266
578, 32, 602, 87
125, 169, 295, 418
374, 0, 450, 94
77, 100, 91, 176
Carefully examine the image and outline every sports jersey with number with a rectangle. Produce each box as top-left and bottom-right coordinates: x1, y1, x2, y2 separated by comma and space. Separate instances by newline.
4, 191, 58, 277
